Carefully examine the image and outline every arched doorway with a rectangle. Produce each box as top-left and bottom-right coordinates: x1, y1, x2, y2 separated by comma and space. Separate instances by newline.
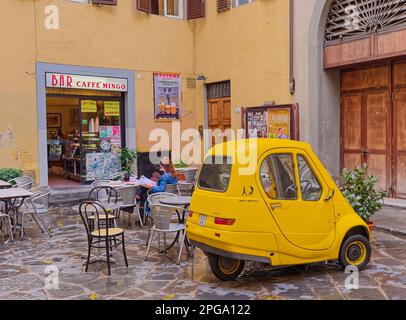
312, 0, 406, 198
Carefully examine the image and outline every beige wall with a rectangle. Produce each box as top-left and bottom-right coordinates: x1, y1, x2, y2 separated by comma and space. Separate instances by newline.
0, 0, 292, 181
194, 0, 294, 129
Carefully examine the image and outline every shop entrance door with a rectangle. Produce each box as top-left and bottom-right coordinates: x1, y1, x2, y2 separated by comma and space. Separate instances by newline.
208, 97, 231, 145
341, 61, 406, 198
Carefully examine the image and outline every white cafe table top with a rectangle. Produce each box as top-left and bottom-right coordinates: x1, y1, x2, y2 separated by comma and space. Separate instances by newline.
0, 187, 33, 200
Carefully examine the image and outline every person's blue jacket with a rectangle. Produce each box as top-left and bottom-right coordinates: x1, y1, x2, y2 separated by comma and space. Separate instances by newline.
151, 173, 178, 194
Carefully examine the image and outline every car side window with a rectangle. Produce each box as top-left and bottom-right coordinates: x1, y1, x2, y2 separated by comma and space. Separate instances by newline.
297, 155, 322, 201
260, 154, 297, 200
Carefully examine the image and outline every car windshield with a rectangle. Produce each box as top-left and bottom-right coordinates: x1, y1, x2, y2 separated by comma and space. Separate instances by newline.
198, 156, 232, 192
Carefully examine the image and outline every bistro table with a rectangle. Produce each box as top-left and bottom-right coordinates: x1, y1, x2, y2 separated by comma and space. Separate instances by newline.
0, 188, 33, 239
159, 196, 193, 256
0, 180, 12, 189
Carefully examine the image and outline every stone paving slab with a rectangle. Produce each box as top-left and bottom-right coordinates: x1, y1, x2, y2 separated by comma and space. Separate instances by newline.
0, 205, 405, 300
373, 206, 406, 238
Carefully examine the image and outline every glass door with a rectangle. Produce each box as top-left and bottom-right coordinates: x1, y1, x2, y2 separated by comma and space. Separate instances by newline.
79, 98, 123, 183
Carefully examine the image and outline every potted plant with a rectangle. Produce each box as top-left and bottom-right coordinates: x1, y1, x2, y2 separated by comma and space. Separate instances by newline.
118, 147, 137, 180
0, 168, 22, 183
340, 164, 387, 232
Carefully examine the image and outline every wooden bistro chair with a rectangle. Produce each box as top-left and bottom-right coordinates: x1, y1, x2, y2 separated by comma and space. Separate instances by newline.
88, 186, 120, 228
79, 201, 128, 276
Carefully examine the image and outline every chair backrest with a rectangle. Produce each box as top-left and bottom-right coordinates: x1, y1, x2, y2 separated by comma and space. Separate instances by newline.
79, 201, 110, 238
109, 172, 127, 181
147, 192, 178, 206
119, 186, 137, 205
30, 186, 52, 211
90, 180, 111, 189
88, 186, 119, 203
10, 176, 33, 190
165, 183, 180, 196
150, 204, 177, 230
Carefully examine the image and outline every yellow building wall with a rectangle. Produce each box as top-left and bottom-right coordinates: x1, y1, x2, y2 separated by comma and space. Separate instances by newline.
0, 0, 292, 181
193, 0, 294, 129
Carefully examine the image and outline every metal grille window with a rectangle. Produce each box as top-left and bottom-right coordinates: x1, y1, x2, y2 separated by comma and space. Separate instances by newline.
324, 0, 406, 46
207, 81, 231, 99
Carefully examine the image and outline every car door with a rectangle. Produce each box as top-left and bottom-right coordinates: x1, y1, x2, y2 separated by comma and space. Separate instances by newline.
257, 149, 336, 251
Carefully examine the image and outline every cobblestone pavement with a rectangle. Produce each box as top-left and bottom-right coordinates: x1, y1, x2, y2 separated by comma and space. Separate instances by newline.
0, 205, 405, 300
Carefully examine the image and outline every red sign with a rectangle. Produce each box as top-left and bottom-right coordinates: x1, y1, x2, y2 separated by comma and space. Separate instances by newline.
46, 73, 128, 92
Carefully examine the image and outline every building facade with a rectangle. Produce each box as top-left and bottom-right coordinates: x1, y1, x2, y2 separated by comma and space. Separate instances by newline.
0, 0, 293, 186
293, 0, 406, 198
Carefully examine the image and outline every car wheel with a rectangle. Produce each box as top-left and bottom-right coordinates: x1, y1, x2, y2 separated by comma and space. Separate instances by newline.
339, 235, 371, 271
208, 254, 245, 281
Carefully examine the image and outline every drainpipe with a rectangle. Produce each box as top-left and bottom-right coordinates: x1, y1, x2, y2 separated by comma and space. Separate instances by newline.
289, 0, 295, 95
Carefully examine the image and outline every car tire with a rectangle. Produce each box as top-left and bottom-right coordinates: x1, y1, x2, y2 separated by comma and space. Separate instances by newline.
339, 235, 371, 271
208, 254, 245, 281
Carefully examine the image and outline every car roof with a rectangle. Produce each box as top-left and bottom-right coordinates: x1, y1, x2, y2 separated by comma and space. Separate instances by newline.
206, 139, 312, 158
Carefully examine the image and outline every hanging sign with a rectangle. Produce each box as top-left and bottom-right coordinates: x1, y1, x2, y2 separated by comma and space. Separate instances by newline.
153, 72, 181, 120
81, 100, 97, 113
104, 101, 120, 117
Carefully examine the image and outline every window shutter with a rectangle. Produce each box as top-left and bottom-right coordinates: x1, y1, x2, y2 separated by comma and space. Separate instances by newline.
92, 0, 117, 5
217, 0, 230, 12
187, 0, 205, 20
137, 0, 151, 13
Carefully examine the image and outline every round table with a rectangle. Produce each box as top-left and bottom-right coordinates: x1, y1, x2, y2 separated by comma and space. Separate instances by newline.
159, 196, 192, 207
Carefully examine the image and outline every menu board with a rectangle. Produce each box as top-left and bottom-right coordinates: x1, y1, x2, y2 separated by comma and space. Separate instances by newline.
86, 152, 121, 181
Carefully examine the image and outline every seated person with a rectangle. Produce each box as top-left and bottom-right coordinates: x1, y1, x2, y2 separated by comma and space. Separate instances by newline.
137, 157, 178, 216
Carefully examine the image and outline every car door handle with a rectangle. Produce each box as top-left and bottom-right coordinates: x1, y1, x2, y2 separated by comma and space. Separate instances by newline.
270, 203, 282, 210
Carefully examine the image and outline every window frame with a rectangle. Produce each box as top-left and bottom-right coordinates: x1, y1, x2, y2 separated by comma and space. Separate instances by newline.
259, 152, 298, 201
197, 156, 233, 193
164, 0, 185, 19
295, 153, 325, 202
234, 0, 253, 8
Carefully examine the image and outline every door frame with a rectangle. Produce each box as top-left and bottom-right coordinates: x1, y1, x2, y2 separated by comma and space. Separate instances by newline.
36, 63, 135, 186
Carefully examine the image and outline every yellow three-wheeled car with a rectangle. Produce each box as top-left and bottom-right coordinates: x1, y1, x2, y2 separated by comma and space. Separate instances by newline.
187, 139, 371, 281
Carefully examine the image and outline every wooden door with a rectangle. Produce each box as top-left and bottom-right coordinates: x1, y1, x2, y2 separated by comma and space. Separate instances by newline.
341, 65, 391, 193
393, 62, 406, 198
208, 97, 231, 145
364, 90, 391, 191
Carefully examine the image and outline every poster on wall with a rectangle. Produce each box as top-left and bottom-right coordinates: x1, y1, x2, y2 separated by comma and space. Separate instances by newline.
268, 109, 291, 139
247, 110, 269, 138
86, 152, 121, 181
153, 72, 181, 120
245, 105, 299, 141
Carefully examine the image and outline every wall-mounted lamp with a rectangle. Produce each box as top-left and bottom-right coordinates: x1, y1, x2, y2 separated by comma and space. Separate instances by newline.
196, 75, 207, 81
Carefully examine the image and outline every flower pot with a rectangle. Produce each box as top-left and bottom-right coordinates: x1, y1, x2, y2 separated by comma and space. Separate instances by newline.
367, 221, 374, 233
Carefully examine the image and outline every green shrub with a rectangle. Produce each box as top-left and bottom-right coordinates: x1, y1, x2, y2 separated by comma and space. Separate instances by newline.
340, 164, 387, 222
118, 148, 137, 175
0, 168, 22, 183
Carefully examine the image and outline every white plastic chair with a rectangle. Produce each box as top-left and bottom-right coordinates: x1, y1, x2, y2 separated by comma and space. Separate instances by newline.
22, 186, 53, 238
118, 185, 143, 227
145, 204, 186, 265
9, 176, 33, 190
